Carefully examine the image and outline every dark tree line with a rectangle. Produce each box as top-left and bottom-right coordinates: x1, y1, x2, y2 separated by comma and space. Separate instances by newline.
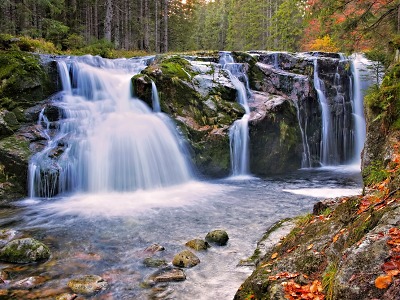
0, 0, 398, 55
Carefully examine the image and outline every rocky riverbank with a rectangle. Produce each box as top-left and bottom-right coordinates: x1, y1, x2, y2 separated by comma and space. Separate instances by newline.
235, 62, 400, 299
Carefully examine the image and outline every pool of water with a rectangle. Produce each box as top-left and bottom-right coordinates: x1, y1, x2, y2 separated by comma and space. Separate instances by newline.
0, 167, 362, 299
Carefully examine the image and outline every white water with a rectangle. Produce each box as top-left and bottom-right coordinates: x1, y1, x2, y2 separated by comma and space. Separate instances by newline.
220, 52, 251, 176
151, 80, 161, 113
313, 58, 334, 166
29, 55, 192, 197
350, 53, 370, 164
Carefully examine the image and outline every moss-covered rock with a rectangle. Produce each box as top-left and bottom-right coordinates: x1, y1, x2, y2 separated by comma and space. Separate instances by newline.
133, 55, 245, 177
205, 229, 229, 246
172, 250, 200, 268
0, 238, 50, 263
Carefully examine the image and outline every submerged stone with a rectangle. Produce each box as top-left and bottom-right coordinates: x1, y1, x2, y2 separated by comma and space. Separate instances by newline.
172, 250, 200, 268
147, 266, 186, 283
67, 275, 108, 295
143, 257, 168, 268
10, 276, 47, 289
205, 230, 229, 246
185, 239, 210, 251
0, 238, 50, 263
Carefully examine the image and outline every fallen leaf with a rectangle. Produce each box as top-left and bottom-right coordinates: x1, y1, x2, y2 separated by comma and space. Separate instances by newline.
375, 274, 392, 289
333, 234, 340, 243
307, 244, 314, 250
271, 252, 278, 260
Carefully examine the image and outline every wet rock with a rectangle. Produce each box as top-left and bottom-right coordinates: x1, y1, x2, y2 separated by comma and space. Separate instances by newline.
0, 229, 17, 247
172, 250, 200, 268
0, 238, 51, 263
56, 293, 78, 300
144, 244, 165, 255
147, 266, 186, 284
205, 229, 229, 246
150, 284, 175, 299
67, 275, 108, 295
10, 276, 47, 289
185, 239, 210, 251
143, 257, 168, 268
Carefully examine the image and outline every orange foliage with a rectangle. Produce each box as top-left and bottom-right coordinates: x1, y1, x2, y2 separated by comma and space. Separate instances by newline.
282, 279, 325, 300
306, 35, 339, 52
374, 227, 400, 289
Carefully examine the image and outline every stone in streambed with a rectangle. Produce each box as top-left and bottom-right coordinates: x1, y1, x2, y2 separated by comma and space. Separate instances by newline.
0, 238, 50, 263
185, 238, 210, 251
143, 257, 168, 268
172, 250, 200, 268
205, 229, 229, 246
147, 266, 186, 284
10, 276, 48, 289
67, 275, 108, 295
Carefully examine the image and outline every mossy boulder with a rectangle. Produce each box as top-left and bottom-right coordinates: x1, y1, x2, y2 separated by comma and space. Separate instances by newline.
0, 51, 58, 108
172, 250, 200, 268
0, 238, 50, 263
67, 275, 108, 295
205, 229, 229, 246
133, 55, 245, 177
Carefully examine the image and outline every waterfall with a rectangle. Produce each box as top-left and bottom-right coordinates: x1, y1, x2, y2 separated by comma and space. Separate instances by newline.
29, 55, 192, 198
151, 81, 161, 113
350, 54, 369, 164
219, 52, 251, 176
313, 58, 334, 165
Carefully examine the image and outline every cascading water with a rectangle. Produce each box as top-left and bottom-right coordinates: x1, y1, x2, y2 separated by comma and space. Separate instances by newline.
29, 55, 192, 198
219, 52, 251, 176
313, 58, 335, 165
350, 53, 369, 164
312, 56, 357, 166
151, 80, 161, 113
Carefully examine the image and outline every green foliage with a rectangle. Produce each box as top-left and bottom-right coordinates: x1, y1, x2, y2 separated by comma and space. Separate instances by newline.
322, 262, 338, 300
42, 18, 69, 47
269, 0, 306, 51
77, 39, 115, 58
365, 63, 400, 130
295, 213, 314, 227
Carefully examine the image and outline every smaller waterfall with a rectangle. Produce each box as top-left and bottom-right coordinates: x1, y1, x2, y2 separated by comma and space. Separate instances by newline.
350, 54, 369, 164
313, 58, 334, 165
151, 81, 161, 113
219, 52, 251, 176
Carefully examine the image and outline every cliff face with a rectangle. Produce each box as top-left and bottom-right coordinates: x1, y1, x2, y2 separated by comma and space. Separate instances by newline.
235, 62, 400, 300
0, 51, 58, 200
0, 50, 357, 199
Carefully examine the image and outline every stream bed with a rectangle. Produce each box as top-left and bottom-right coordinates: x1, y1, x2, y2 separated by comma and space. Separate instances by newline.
0, 166, 362, 299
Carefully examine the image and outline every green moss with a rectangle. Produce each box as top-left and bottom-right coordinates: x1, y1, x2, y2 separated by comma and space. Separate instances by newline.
0, 50, 54, 107
362, 160, 389, 187
365, 63, 400, 130
0, 135, 31, 160
160, 56, 196, 81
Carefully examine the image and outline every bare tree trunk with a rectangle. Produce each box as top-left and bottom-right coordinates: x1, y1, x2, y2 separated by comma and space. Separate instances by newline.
94, 0, 98, 39
104, 0, 113, 42
144, 0, 149, 51
163, 0, 168, 53
114, 4, 120, 48
155, 0, 159, 53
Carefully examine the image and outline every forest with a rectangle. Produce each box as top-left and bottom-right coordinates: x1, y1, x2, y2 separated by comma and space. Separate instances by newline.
0, 0, 399, 59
